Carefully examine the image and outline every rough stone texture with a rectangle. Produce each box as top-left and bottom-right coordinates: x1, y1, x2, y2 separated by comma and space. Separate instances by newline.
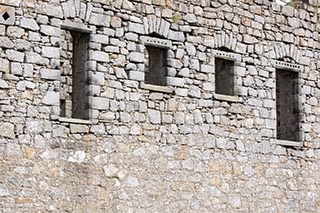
0, 0, 320, 212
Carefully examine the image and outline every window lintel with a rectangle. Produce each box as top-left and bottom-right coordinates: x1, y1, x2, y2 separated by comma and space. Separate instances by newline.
272, 60, 302, 72
141, 36, 172, 49
61, 20, 92, 33
213, 50, 241, 61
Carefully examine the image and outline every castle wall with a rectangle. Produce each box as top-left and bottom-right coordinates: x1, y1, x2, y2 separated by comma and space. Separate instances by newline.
0, 0, 320, 211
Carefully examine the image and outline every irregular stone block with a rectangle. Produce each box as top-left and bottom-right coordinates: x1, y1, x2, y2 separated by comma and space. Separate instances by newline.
42, 91, 59, 106
35, 3, 63, 18
147, 109, 161, 124
0, 36, 14, 48
0, 123, 15, 138
89, 13, 110, 27
42, 46, 60, 59
20, 17, 39, 31
0, 58, 10, 73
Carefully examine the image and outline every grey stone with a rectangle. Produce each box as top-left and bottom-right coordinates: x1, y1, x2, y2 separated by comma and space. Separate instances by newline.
40, 25, 60, 36
129, 52, 144, 63
148, 109, 161, 124
6, 50, 24, 62
91, 51, 109, 62
40, 69, 60, 80
89, 13, 110, 27
103, 164, 119, 177
92, 97, 109, 110
42, 91, 59, 106
0, 123, 15, 138
0, 37, 14, 48
42, 46, 60, 59
20, 18, 39, 31
0, 59, 10, 73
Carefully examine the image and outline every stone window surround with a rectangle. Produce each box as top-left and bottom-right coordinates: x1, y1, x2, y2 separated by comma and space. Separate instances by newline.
140, 36, 174, 93
272, 60, 304, 147
56, 21, 95, 124
212, 49, 242, 103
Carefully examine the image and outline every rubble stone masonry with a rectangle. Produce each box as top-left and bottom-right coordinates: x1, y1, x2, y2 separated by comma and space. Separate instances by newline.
0, 0, 320, 211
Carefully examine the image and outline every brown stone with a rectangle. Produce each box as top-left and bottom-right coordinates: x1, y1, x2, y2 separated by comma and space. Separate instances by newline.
14, 197, 31, 204
82, 134, 97, 142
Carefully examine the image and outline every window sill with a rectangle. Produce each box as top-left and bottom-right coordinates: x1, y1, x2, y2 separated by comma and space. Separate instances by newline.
275, 140, 303, 147
57, 117, 97, 125
141, 82, 173, 94
214, 94, 242, 103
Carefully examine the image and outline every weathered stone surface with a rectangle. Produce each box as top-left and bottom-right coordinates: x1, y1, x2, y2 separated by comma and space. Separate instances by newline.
0, 37, 14, 48
70, 124, 89, 133
89, 13, 110, 27
20, 18, 39, 31
40, 69, 60, 80
147, 109, 161, 124
92, 97, 109, 109
0, 123, 15, 138
42, 91, 59, 105
0, 1, 319, 212
0, 59, 10, 73
42, 46, 60, 58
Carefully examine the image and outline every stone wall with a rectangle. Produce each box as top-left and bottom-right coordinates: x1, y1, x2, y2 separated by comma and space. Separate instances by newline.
0, 0, 320, 211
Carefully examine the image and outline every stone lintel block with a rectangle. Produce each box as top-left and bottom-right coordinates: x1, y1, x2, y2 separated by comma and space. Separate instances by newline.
140, 36, 172, 49
61, 20, 92, 33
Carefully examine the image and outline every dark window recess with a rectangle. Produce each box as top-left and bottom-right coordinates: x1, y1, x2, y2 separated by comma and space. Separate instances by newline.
276, 69, 299, 141
145, 46, 167, 86
2, 12, 10, 20
60, 29, 89, 119
215, 58, 234, 95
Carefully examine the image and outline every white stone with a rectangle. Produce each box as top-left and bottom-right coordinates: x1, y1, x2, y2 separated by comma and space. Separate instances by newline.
103, 164, 119, 177
0, 37, 14, 48
148, 109, 161, 124
42, 91, 59, 106
89, 13, 110, 27
129, 52, 144, 63
68, 151, 86, 163
20, 18, 39, 31
42, 46, 60, 59
40, 69, 60, 80
91, 51, 109, 62
0, 123, 15, 138
92, 97, 109, 109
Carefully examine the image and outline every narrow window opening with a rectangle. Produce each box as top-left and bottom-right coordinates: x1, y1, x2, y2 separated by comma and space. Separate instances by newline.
276, 69, 299, 141
2, 12, 10, 21
215, 58, 234, 96
144, 46, 167, 86
60, 29, 89, 119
